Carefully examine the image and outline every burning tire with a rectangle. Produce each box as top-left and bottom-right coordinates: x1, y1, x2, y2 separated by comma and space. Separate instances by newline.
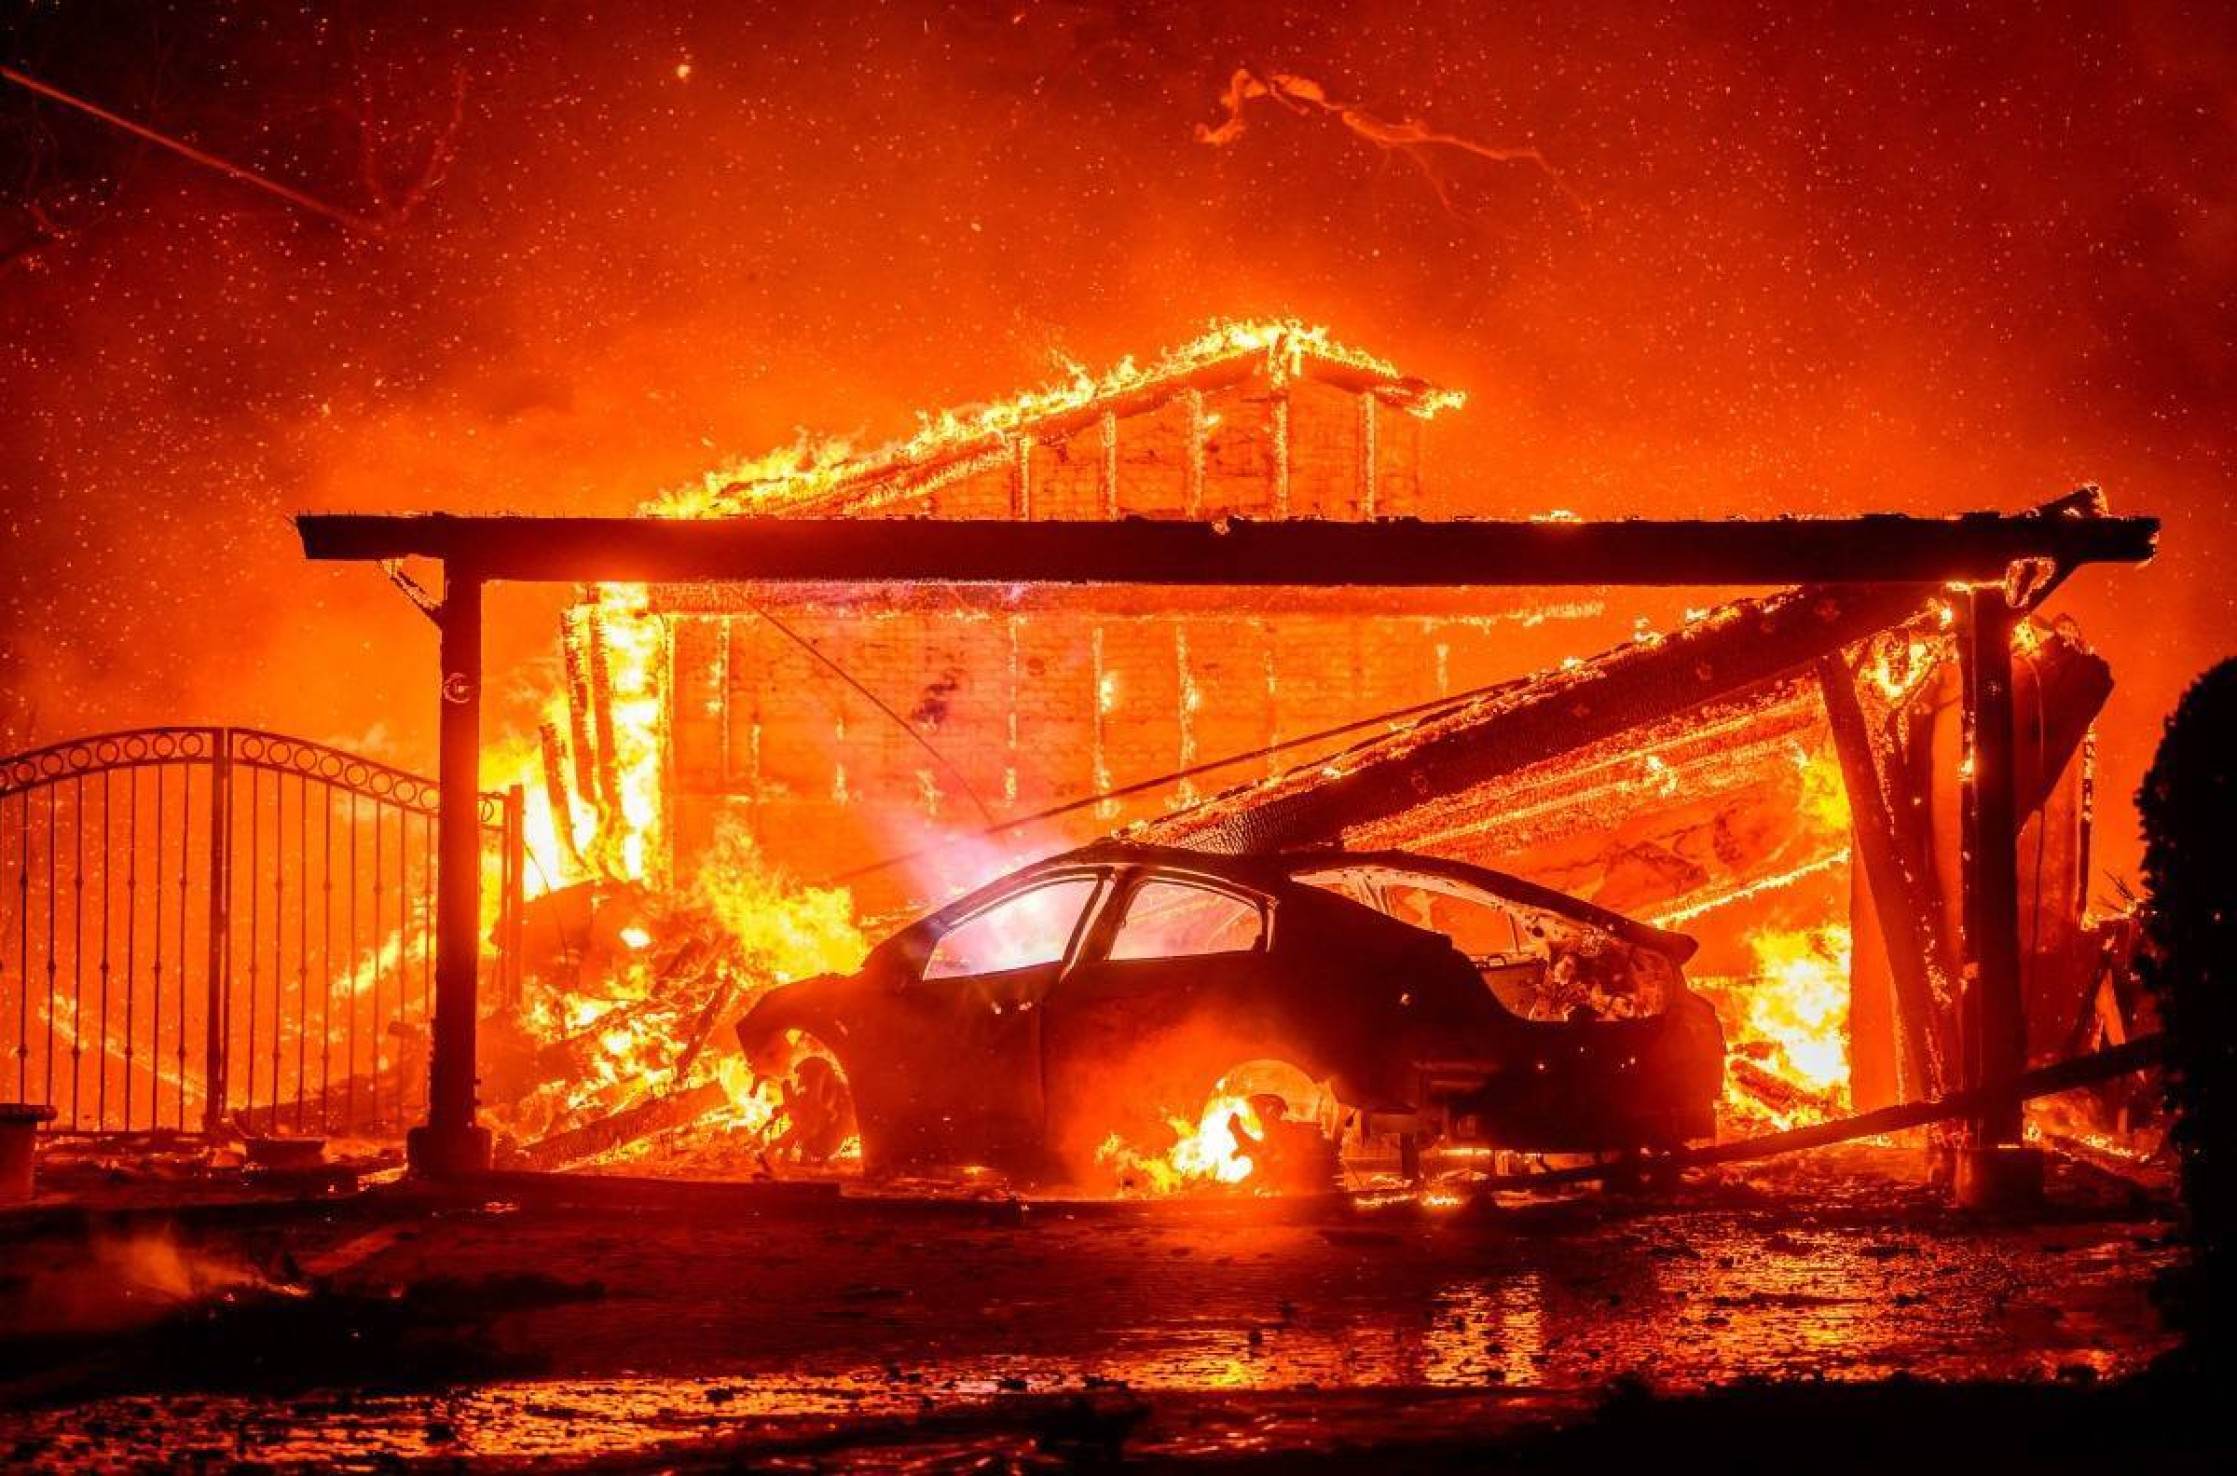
1096, 1057, 1348, 1196
748, 1029, 861, 1174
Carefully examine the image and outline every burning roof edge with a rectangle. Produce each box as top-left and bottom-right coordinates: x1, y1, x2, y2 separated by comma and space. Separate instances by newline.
648, 319, 1466, 521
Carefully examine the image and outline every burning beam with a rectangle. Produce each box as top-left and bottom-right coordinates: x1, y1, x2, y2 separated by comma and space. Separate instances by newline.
295, 504, 2157, 586
1145, 581, 1945, 854
1818, 651, 1956, 1097
535, 721, 583, 870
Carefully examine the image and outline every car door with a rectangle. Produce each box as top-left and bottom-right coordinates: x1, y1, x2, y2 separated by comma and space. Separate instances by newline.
1040, 869, 1277, 1163
888, 870, 1105, 1169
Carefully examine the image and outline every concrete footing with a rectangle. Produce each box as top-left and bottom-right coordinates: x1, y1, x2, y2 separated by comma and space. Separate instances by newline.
0, 1103, 56, 1203
407, 1123, 494, 1180
1952, 1144, 2045, 1212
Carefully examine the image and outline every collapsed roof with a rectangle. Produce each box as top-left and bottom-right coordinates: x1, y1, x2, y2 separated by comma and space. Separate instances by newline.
1131, 579, 1932, 864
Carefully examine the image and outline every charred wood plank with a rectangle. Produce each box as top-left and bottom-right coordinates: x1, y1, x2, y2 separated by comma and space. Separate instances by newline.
515, 1080, 731, 1171
296, 502, 2156, 587
1817, 652, 1956, 1099
536, 721, 583, 869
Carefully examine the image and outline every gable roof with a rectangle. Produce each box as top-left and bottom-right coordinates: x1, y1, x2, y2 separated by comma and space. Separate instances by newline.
650, 319, 1463, 521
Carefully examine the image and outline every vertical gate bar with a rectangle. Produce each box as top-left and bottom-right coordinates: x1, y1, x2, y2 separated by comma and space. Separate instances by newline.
2, 797, 10, 1101
151, 767, 164, 1125
70, 775, 84, 1130
419, 810, 433, 1113
9, 793, 22, 1105
411, 568, 491, 1176
347, 790, 358, 1132
15, 792, 29, 1104
372, 794, 384, 1128
394, 803, 407, 1121
296, 772, 308, 1134
122, 769, 137, 1129
246, 765, 260, 1130
203, 735, 230, 1135
99, 773, 111, 1127
271, 772, 284, 1134
44, 786, 57, 1109
322, 784, 333, 1134
175, 765, 189, 1131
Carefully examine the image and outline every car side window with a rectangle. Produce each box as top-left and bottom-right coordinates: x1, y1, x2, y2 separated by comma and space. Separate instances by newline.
1108, 879, 1264, 961
1380, 884, 1524, 960
923, 877, 1099, 980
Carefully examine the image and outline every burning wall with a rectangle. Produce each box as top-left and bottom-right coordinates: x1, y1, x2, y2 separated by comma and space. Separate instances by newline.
510, 322, 1634, 913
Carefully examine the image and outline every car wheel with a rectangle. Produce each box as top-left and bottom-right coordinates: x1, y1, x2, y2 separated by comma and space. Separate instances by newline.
751, 1029, 862, 1176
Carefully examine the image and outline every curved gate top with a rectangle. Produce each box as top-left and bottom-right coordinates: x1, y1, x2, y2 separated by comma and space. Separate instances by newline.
0, 727, 522, 1139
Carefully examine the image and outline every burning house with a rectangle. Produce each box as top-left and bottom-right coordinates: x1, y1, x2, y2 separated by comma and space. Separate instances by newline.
530, 321, 1615, 908
0, 318, 2155, 1194
450, 320, 2146, 1182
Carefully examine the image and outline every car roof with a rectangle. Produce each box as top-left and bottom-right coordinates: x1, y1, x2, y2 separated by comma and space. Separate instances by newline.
1028, 839, 1698, 962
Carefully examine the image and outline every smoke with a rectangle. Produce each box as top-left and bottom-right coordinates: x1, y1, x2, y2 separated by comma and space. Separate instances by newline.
1, 0, 2229, 885
1195, 66, 1588, 219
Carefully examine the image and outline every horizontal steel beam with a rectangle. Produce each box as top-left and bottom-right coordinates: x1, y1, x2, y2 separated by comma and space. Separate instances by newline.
296, 504, 2157, 587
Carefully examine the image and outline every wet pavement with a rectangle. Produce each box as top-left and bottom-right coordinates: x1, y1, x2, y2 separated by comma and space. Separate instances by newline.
0, 1149, 2190, 1468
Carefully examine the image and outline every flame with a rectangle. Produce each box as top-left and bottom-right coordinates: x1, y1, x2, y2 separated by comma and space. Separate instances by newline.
1678, 741, 1856, 1130
1097, 1087, 1267, 1195
1708, 922, 1853, 1130
649, 317, 1461, 519
691, 826, 868, 987
1742, 924, 1852, 1096
1793, 739, 1852, 835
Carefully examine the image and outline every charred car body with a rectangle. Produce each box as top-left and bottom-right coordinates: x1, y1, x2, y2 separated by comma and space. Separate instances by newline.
737, 841, 1723, 1184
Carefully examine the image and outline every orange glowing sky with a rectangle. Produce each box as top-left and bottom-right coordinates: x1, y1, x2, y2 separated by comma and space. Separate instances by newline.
2, 0, 2229, 888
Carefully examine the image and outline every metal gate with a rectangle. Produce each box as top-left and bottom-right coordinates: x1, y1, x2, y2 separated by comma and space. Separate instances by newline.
0, 727, 522, 1141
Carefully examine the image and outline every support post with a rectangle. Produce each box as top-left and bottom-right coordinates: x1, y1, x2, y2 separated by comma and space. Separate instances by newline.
408, 567, 492, 1177
1956, 584, 2037, 1205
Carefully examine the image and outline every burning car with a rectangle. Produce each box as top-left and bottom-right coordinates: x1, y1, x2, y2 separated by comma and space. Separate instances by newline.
735, 841, 1722, 1188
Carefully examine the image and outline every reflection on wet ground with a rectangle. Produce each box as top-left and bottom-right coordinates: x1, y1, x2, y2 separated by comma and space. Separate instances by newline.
0, 1153, 2182, 1467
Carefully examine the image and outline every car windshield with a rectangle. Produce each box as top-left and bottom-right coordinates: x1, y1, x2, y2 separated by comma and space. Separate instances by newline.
1293, 862, 1670, 1022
